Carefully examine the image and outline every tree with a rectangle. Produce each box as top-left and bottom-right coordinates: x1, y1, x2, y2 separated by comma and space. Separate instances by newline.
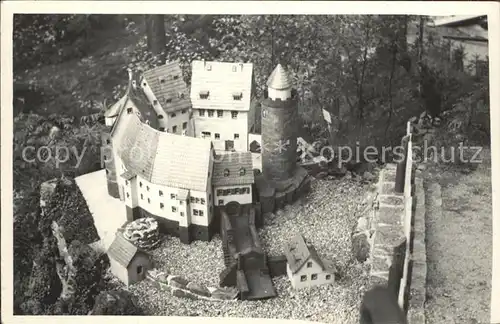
145, 15, 166, 63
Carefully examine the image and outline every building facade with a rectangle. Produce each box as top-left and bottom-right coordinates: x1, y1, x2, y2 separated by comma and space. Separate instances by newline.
190, 60, 257, 152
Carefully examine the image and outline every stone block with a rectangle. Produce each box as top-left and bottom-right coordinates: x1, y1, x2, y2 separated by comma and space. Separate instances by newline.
379, 195, 404, 206
374, 226, 406, 251
211, 287, 239, 300
411, 240, 426, 262
409, 287, 426, 308
377, 206, 404, 225
186, 282, 211, 297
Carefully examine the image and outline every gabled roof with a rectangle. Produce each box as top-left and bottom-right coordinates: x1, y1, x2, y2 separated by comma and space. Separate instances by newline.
284, 235, 329, 274
107, 232, 145, 268
111, 110, 213, 192
212, 152, 254, 186
190, 60, 253, 111
433, 15, 487, 28
267, 64, 292, 90
142, 62, 192, 113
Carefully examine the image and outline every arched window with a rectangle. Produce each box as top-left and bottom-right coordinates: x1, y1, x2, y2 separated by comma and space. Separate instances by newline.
223, 169, 230, 177
239, 168, 246, 176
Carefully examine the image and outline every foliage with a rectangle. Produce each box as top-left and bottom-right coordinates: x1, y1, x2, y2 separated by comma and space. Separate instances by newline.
92, 289, 143, 315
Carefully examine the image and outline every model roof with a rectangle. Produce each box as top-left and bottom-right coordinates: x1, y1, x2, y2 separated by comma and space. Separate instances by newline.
142, 61, 192, 113
190, 60, 254, 111
107, 232, 145, 268
111, 110, 213, 192
267, 64, 292, 90
212, 152, 254, 186
285, 235, 332, 274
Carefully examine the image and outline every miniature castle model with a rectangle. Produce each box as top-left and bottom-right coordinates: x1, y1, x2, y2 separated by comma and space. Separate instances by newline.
285, 235, 335, 289
102, 60, 310, 245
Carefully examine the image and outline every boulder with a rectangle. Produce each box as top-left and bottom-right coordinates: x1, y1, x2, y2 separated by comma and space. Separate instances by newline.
91, 289, 141, 315
167, 275, 189, 289
186, 282, 211, 297
363, 171, 376, 182
352, 232, 371, 263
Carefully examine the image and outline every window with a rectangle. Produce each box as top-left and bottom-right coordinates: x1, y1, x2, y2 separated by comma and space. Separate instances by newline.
159, 127, 165, 132
159, 77, 166, 84
143, 82, 147, 87
165, 98, 172, 104
234, 133, 239, 140
172, 126, 178, 133
137, 266, 143, 274
178, 93, 185, 99
199, 109, 205, 116
262, 109, 267, 118
180, 201, 183, 205
202, 131, 211, 138
300, 275, 307, 282
209, 194, 211, 200
158, 114, 164, 119
172, 206, 177, 212
311, 274, 318, 280
232, 93, 242, 101
159, 190, 163, 196
307, 261, 312, 268
206, 64, 212, 71
218, 199, 224, 205
153, 100, 158, 105
223, 169, 230, 177
326, 274, 331, 280
232, 65, 237, 72
193, 209, 199, 216
208, 110, 214, 117
223, 189, 230, 196
195, 198, 200, 204
106, 139, 111, 144
217, 110, 223, 118
217, 189, 223, 196
231, 188, 237, 195
141, 194, 144, 200
126, 192, 130, 198
166, 128, 170, 133
139, 182, 143, 187
199, 91, 210, 99
160, 203, 164, 209
146, 186, 150, 191
127, 108, 133, 114
181, 109, 187, 114
106, 169, 109, 175
235, 188, 240, 195
199, 210, 204, 216
215, 133, 220, 139
173, 75, 179, 80
183, 122, 187, 130
201, 198, 205, 205
147, 198, 151, 203
125, 180, 128, 185
180, 212, 184, 216
171, 113, 176, 118
231, 111, 238, 119
171, 194, 176, 199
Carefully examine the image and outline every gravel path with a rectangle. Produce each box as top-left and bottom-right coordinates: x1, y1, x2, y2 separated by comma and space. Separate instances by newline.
424, 151, 492, 324
127, 178, 371, 323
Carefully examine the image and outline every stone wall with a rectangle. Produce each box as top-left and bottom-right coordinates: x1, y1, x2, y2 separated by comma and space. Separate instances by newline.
147, 270, 239, 301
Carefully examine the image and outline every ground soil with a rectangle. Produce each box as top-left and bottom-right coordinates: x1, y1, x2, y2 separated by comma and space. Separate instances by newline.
424, 148, 492, 324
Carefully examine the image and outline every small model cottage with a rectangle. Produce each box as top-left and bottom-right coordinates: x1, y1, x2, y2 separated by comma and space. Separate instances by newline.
284, 235, 335, 289
190, 60, 257, 152
107, 232, 152, 286
140, 62, 194, 136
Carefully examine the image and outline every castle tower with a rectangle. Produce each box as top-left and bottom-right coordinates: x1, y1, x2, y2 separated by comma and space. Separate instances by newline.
261, 64, 299, 189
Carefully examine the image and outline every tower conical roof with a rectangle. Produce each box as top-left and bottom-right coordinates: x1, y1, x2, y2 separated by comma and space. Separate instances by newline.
266, 64, 292, 90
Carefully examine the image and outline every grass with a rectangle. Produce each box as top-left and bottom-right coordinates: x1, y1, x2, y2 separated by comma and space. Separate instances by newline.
424, 148, 492, 324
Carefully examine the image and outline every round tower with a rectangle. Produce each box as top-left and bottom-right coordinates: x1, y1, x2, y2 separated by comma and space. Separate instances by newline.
261, 64, 299, 187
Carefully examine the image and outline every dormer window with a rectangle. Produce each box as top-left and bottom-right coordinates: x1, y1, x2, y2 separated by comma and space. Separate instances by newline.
178, 92, 185, 99
173, 75, 179, 80
199, 91, 209, 99
239, 168, 246, 176
127, 107, 133, 114
233, 92, 243, 101
158, 114, 164, 119
159, 76, 166, 84
165, 97, 172, 104
223, 169, 230, 177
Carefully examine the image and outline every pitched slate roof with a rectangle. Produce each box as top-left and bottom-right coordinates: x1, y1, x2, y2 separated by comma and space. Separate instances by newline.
111, 110, 213, 192
267, 64, 292, 90
107, 232, 142, 268
212, 152, 254, 186
284, 235, 328, 274
190, 60, 253, 111
142, 62, 192, 113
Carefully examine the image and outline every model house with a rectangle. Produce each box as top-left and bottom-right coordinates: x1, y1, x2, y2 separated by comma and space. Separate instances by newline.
140, 61, 194, 135
107, 232, 152, 285
212, 152, 255, 207
284, 235, 335, 289
190, 60, 257, 152
106, 94, 216, 244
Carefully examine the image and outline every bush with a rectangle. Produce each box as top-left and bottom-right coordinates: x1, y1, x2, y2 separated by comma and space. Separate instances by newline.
91, 290, 143, 315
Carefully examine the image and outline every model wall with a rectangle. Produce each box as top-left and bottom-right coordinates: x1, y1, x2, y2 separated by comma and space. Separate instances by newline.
214, 184, 253, 206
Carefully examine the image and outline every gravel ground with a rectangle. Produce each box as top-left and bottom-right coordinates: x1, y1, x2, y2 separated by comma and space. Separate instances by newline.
127, 178, 371, 323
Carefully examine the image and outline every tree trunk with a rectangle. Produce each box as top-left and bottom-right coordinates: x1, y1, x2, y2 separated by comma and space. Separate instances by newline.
145, 15, 166, 63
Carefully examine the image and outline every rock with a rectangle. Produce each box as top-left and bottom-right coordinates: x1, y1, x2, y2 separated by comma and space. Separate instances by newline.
186, 282, 211, 297
123, 217, 160, 250
363, 171, 376, 182
172, 288, 198, 300
167, 275, 189, 289
211, 287, 239, 300
344, 171, 352, 180
91, 289, 141, 315
315, 172, 328, 180
352, 232, 370, 262
356, 217, 369, 233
